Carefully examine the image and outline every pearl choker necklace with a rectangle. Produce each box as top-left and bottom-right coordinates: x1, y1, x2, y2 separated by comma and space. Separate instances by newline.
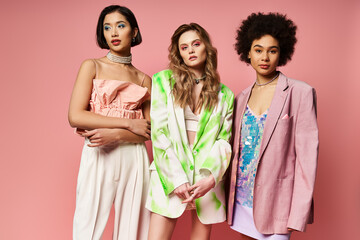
194, 75, 206, 84
106, 52, 132, 64
255, 72, 279, 86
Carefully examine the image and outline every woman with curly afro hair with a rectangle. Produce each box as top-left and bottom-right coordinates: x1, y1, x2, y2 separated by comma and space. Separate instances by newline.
227, 13, 318, 240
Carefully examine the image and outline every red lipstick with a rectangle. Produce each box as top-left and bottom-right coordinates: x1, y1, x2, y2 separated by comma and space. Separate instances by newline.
111, 39, 120, 46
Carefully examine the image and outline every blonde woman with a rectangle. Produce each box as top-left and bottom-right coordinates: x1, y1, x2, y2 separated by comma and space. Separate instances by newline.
146, 23, 234, 240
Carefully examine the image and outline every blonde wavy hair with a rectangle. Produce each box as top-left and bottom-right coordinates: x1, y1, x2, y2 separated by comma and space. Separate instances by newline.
169, 23, 220, 111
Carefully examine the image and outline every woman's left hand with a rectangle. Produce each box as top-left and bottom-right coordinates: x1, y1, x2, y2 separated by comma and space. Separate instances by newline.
182, 174, 215, 203
81, 128, 121, 147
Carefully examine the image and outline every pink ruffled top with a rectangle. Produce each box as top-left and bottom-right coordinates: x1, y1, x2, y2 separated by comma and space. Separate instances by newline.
89, 79, 149, 119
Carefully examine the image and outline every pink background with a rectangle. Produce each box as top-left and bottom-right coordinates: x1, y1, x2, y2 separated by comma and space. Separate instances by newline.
1, 0, 359, 239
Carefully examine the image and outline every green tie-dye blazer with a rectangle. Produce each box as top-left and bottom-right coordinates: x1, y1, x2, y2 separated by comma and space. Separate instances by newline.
145, 70, 234, 224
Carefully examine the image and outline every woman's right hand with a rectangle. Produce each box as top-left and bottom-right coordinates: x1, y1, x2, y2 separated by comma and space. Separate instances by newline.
82, 128, 121, 147
127, 118, 151, 138
183, 174, 215, 203
173, 183, 191, 200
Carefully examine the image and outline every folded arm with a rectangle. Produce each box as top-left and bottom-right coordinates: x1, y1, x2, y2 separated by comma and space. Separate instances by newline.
68, 59, 150, 137
81, 74, 152, 146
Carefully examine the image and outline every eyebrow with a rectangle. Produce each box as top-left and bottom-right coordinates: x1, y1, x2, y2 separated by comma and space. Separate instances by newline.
179, 39, 201, 46
253, 44, 279, 49
104, 21, 126, 25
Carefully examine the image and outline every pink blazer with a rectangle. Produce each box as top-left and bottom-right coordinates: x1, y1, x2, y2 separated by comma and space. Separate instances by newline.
227, 72, 318, 234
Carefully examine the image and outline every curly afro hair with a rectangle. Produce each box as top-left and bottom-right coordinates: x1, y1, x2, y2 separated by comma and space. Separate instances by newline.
235, 12, 297, 66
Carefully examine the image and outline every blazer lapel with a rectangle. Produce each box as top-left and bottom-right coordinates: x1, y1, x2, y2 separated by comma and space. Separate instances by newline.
258, 73, 289, 161
169, 76, 191, 152
232, 86, 252, 158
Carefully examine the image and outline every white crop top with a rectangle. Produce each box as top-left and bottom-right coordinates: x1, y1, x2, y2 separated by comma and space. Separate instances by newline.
184, 105, 199, 132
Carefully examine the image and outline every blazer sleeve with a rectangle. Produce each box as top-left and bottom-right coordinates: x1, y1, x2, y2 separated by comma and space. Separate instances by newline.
287, 87, 319, 231
150, 73, 189, 195
199, 89, 234, 185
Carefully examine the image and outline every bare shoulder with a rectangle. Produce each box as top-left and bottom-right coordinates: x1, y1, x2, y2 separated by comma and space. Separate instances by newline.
79, 59, 96, 76
80, 59, 96, 68
92, 56, 108, 65
132, 66, 151, 90
142, 74, 152, 91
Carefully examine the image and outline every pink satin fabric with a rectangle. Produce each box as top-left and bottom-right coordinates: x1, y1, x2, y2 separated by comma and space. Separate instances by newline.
90, 79, 149, 119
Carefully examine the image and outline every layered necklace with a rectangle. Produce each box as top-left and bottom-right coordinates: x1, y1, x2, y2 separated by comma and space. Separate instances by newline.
106, 51, 132, 64
255, 72, 279, 86
194, 75, 206, 84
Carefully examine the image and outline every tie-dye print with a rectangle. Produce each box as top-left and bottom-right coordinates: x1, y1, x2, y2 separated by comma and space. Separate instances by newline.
236, 106, 267, 208
145, 69, 234, 224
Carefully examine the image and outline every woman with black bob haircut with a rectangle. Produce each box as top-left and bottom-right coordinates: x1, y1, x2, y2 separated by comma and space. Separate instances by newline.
227, 13, 318, 240
69, 5, 151, 240
96, 5, 142, 48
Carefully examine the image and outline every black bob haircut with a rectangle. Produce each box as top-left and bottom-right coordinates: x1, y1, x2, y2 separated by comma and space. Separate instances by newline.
235, 12, 297, 66
96, 5, 142, 49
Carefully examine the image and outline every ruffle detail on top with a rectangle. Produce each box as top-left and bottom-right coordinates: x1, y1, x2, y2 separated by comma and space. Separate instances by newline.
90, 79, 149, 119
